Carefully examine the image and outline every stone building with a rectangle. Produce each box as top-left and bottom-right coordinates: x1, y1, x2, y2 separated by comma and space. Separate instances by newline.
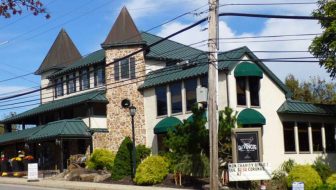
1, 7, 336, 172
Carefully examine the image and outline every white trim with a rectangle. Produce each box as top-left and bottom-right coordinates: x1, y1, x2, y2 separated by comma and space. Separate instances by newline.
294, 121, 299, 154
308, 123, 313, 154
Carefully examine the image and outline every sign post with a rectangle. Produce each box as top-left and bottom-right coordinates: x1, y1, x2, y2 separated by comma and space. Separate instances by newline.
27, 163, 39, 182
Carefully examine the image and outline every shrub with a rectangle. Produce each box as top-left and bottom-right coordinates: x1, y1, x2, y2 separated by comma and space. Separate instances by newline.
174, 154, 209, 177
287, 165, 322, 190
313, 157, 332, 183
86, 149, 115, 171
136, 144, 151, 164
326, 173, 336, 187
111, 137, 133, 180
134, 155, 169, 185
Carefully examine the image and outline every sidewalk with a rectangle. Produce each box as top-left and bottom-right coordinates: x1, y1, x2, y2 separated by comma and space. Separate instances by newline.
0, 177, 189, 190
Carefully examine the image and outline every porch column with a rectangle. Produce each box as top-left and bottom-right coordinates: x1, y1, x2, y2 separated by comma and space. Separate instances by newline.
167, 85, 171, 116
321, 123, 326, 153
181, 81, 186, 114
308, 122, 313, 154
294, 121, 299, 154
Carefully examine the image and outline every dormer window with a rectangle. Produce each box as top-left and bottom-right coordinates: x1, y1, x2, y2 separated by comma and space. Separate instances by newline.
94, 66, 105, 87
114, 57, 135, 80
67, 73, 76, 94
55, 78, 63, 97
80, 69, 90, 90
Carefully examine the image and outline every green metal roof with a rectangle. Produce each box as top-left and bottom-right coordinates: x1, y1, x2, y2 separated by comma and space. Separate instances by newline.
0, 127, 41, 145
237, 108, 266, 125
277, 100, 336, 116
234, 61, 263, 78
139, 47, 247, 89
154, 116, 182, 134
28, 119, 91, 141
2, 90, 107, 123
49, 49, 105, 78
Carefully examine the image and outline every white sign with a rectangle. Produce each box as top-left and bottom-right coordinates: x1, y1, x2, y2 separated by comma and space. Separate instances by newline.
292, 182, 304, 190
228, 162, 272, 181
27, 163, 39, 181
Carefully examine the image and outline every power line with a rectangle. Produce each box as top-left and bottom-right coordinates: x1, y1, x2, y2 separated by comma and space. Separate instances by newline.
0, 12, 331, 102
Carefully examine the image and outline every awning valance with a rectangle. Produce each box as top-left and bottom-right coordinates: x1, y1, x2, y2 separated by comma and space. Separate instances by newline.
237, 108, 266, 125
154, 117, 182, 134
234, 61, 263, 78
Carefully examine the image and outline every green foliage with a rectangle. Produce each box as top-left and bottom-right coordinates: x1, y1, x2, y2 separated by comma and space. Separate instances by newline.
312, 157, 332, 183
285, 74, 336, 104
326, 173, 336, 187
86, 149, 115, 171
111, 137, 133, 180
271, 159, 295, 190
134, 156, 169, 185
136, 144, 151, 164
174, 154, 209, 177
218, 107, 237, 162
309, 0, 336, 78
164, 106, 209, 178
287, 165, 322, 190
316, 184, 336, 190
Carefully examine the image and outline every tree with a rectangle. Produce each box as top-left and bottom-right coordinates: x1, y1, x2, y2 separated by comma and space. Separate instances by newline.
309, 0, 336, 78
285, 74, 336, 104
0, 0, 49, 18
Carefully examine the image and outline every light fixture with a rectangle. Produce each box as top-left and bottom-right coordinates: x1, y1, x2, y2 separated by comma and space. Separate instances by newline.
129, 105, 137, 117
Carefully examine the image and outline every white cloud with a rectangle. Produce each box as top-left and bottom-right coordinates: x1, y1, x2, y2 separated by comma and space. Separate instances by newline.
156, 18, 330, 81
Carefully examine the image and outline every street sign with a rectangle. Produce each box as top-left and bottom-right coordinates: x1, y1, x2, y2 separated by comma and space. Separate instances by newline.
27, 163, 39, 181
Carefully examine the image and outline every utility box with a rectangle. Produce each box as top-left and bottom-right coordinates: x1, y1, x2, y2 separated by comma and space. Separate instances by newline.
197, 87, 208, 103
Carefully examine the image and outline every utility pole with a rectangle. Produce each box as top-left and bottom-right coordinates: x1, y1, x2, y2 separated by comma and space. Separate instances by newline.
208, 0, 219, 189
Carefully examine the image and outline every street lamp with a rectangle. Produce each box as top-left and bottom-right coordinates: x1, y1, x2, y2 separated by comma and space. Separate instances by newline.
129, 105, 137, 178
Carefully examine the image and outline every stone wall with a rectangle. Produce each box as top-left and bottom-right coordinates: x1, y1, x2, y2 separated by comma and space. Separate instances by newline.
93, 46, 146, 151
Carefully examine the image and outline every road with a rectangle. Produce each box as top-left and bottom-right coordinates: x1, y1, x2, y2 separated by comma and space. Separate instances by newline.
0, 184, 66, 190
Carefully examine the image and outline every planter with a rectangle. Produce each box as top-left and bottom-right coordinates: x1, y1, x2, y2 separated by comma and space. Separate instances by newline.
1, 160, 11, 173
11, 160, 24, 172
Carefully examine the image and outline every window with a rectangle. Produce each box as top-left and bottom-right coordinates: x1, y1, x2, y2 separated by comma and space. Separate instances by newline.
325, 123, 336, 152
114, 57, 135, 80
157, 134, 169, 153
236, 77, 246, 106
170, 82, 182, 114
185, 79, 197, 111
249, 77, 260, 106
55, 78, 63, 97
298, 122, 309, 152
200, 75, 208, 88
311, 123, 323, 152
94, 66, 105, 87
155, 86, 167, 116
80, 69, 90, 90
67, 73, 76, 94
283, 122, 296, 152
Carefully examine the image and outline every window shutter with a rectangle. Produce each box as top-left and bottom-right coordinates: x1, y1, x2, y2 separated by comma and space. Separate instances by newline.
114, 61, 120, 81
130, 57, 136, 79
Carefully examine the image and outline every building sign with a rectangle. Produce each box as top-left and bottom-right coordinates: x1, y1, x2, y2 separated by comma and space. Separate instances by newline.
236, 131, 260, 162
27, 163, 39, 181
232, 128, 262, 163
228, 162, 272, 181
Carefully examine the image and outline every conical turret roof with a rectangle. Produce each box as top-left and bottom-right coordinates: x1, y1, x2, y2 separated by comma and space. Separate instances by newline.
101, 7, 143, 48
35, 29, 81, 75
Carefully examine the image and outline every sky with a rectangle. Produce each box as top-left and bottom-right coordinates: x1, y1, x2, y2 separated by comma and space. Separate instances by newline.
0, 0, 332, 116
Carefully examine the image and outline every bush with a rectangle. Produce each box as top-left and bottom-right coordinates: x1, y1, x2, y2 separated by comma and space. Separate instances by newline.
313, 157, 332, 183
136, 144, 151, 164
287, 165, 322, 190
134, 156, 169, 185
174, 154, 209, 177
326, 173, 336, 187
111, 137, 133, 180
86, 149, 115, 171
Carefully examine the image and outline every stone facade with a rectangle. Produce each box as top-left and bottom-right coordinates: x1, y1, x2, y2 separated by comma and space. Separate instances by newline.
93, 46, 146, 151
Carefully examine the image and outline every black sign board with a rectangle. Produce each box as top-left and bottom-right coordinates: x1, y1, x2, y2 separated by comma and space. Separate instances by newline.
235, 131, 260, 163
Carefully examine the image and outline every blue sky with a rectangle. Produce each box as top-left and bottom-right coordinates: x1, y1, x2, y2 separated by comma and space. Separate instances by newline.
0, 0, 331, 116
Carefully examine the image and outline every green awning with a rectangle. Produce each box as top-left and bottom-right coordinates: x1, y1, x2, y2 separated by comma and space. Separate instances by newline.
186, 112, 207, 123
234, 61, 263, 78
154, 117, 182, 134
28, 119, 91, 141
237, 108, 266, 125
